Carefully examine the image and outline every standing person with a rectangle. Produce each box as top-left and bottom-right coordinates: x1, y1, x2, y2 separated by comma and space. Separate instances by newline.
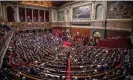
89, 37, 94, 46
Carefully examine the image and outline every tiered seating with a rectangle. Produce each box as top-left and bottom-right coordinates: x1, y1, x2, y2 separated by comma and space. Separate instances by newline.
1, 31, 133, 80
69, 46, 133, 80
3, 31, 67, 80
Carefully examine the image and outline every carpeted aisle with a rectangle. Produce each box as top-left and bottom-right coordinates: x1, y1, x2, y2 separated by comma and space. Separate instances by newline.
66, 58, 71, 80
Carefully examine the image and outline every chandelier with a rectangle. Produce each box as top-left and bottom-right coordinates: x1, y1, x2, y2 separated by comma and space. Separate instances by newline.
20, 1, 52, 7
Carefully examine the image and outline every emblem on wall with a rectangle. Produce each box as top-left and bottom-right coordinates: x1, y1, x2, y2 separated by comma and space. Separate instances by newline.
57, 10, 64, 21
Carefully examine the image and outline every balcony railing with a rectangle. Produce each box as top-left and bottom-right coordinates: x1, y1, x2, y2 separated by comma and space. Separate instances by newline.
0, 20, 132, 31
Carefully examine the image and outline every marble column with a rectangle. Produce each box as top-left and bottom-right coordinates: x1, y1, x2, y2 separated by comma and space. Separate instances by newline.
25, 8, 27, 22
32, 8, 33, 22
0, 2, 2, 17
52, 9, 57, 22
5, 7, 8, 22
49, 10, 51, 22
44, 10, 45, 22
0, 2, 4, 21
38, 9, 40, 22
104, 1, 107, 20
2, 4, 6, 21
16, 7, 20, 22
51, 9, 54, 22
64, 9, 67, 22
69, 7, 72, 22
92, 2, 95, 20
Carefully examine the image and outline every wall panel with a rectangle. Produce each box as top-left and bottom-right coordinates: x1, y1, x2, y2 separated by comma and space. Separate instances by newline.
106, 30, 130, 38
71, 27, 90, 38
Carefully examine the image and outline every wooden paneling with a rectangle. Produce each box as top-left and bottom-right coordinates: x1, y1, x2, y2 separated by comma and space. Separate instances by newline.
106, 30, 130, 38
71, 27, 90, 38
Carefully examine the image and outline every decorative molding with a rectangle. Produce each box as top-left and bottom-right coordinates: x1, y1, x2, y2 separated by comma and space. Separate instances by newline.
107, 19, 132, 22
52, 25, 131, 31
59, 1, 84, 9
57, 10, 65, 21
3, 2, 56, 10
106, 27, 131, 31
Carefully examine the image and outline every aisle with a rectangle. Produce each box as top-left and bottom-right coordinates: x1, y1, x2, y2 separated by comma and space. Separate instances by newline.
66, 58, 71, 80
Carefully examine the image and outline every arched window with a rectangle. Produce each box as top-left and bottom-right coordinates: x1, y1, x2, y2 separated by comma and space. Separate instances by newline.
96, 4, 103, 20
7, 6, 15, 22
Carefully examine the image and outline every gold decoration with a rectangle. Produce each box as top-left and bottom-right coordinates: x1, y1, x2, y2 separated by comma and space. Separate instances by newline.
20, 1, 52, 7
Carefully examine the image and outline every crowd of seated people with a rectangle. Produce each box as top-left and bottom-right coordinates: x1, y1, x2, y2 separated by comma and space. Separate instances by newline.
1, 30, 68, 80
0, 30, 133, 80
69, 45, 133, 80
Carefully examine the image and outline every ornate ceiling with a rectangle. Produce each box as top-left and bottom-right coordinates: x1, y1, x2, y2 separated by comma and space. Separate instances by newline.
20, 1, 52, 7
17, 1, 71, 7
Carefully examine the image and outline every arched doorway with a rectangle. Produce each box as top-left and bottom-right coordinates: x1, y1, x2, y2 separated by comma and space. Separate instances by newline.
93, 31, 102, 45
7, 6, 15, 22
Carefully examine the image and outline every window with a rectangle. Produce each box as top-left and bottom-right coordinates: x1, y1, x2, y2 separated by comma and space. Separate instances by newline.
96, 4, 103, 20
